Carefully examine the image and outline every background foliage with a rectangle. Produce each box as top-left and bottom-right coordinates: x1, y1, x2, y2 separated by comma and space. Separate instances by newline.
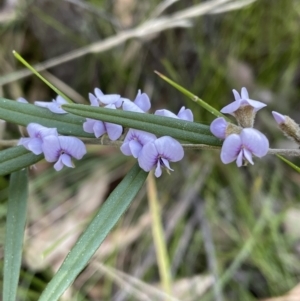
1, 0, 300, 300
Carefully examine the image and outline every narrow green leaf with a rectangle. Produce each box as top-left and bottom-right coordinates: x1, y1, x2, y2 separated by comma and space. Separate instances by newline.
63, 104, 222, 146
39, 163, 148, 301
276, 154, 300, 173
13, 51, 73, 104
3, 169, 28, 301
0, 98, 93, 138
0, 146, 43, 176
155, 71, 230, 120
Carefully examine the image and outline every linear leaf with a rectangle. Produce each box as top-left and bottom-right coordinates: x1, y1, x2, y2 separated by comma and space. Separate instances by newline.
39, 163, 148, 301
0, 98, 93, 137
0, 146, 43, 176
3, 169, 28, 301
63, 104, 222, 146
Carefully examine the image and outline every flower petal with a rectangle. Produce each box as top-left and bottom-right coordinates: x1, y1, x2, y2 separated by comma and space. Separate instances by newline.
272, 111, 286, 125
61, 153, 74, 168
220, 134, 242, 164
240, 128, 269, 157
133, 90, 151, 112
210, 117, 227, 139
94, 88, 104, 99
55, 96, 68, 105
241, 87, 249, 99
138, 142, 158, 172
154, 136, 184, 162
122, 99, 145, 113
244, 99, 267, 111
220, 100, 241, 114
47, 102, 67, 114
89, 93, 99, 106
83, 119, 97, 133
236, 150, 243, 167
161, 157, 173, 171
232, 89, 241, 101
58, 136, 86, 159
155, 109, 177, 119
42, 135, 61, 162
105, 122, 122, 140
93, 121, 106, 138
54, 157, 64, 171
27, 138, 44, 155
17, 97, 28, 103
154, 160, 162, 177
129, 140, 143, 158
243, 148, 254, 165
98, 94, 121, 106
177, 107, 194, 121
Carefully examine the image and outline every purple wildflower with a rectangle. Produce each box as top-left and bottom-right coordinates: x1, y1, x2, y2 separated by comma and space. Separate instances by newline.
121, 129, 157, 158
83, 104, 123, 140
35, 95, 68, 114
18, 123, 58, 155
155, 106, 193, 122
42, 135, 86, 171
221, 87, 266, 128
220, 128, 269, 167
89, 88, 122, 108
122, 90, 151, 113
138, 136, 184, 177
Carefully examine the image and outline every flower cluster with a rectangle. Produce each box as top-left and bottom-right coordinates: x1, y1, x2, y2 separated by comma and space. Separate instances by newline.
18, 123, 86, 171
84, 88, 192, 177
18, 88, 192, 176
210, 88, 269, 167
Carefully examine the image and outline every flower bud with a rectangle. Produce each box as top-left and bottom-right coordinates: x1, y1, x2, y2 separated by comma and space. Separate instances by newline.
210, 117, 242, 140
272, 111, 300, 145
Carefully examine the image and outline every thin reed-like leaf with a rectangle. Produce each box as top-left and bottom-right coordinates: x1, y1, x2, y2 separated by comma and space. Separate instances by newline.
3, 169, 28, 301
38, 163, 148, 301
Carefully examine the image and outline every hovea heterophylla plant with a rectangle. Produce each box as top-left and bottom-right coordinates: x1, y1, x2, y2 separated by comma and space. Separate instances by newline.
2, 52, 300, 301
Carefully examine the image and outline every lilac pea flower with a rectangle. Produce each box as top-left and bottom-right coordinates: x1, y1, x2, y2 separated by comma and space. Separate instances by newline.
210, 117, 228, 139
138, 136, 184, 177
155, 106, 193, 122
221, 87, 266, 128
221, 87, 266, 115
35, 95, 68, 114
122, 90, 151, 113
121, 129, 157, 158
89, 88, 122, 108
220, 128, 269, 167
42, 135, 86, 171
18, 123, 58, 155
83, 104, 123, 140
17, 97, 28, 103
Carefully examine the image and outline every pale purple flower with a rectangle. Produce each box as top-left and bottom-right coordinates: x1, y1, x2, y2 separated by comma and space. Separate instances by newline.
83, 104, 123, 140
221, 87, 266, 115
121, 129, 157, 158
89, 88, 122, 108
155, 106, 193, 122
35, 95, 68, 114
122, 90, 151, 113
42, 135, 86, 171
210, 117, 228, 139
138, 136, 184, 177
17, 97, 28, 103
18, 123, 58, 155
220, 128, 269, 167
272, 111, 286, 125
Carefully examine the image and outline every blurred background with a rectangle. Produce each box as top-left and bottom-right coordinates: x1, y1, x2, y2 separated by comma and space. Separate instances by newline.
1, 0, 300, 300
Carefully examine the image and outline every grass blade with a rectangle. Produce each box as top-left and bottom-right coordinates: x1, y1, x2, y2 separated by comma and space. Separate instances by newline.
38, 163, 148, 301
276, 154, 300, 173
0, 98, 93, 137
63, 104, 222, 146
3, 169, 28, 301
0, 146, 43, 176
